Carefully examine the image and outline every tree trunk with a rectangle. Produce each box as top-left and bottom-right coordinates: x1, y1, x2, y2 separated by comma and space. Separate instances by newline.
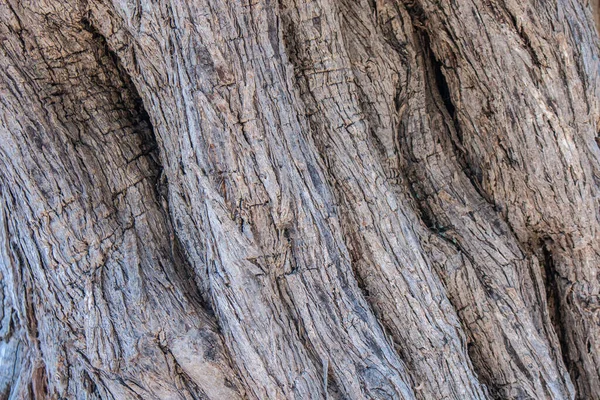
0, 0, 599, 399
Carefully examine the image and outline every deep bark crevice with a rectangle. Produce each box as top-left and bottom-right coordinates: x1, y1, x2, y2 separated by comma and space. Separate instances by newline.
539, 238, 571, 381
80, 15, 160, 176
79, 14, 219, 321
421, 32, 492, 207
400, 2, 499, 212
277, 2, 489, 399
0, 4, 247, 397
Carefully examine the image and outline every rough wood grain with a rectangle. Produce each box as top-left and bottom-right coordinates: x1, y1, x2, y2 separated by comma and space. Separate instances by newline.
403, 1, 600, 397
0, 0, 599, 399
0, 4, 243, 398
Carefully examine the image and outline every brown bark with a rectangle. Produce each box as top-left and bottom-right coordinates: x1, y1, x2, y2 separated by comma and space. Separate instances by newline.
0, 0, 598, 399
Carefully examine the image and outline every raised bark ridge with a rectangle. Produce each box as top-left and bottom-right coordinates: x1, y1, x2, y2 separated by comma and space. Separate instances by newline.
0, 0, 599, 399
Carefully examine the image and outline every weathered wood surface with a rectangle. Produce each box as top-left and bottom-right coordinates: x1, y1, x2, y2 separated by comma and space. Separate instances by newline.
0, 0, 599, 399
593, 0, 600, 32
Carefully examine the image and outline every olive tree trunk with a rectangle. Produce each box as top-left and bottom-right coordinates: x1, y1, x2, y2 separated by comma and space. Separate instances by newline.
0, 0, 599, 399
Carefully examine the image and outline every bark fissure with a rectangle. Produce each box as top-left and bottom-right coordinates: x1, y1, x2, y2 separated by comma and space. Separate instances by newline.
379, 1, 576, 398
0, 3, 245, 398
278, 1, 489, 398
539, 238, 569, 370
402, 2, 600, 396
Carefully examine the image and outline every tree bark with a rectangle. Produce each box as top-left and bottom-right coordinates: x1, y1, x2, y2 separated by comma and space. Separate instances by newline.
0, 0, 598, 399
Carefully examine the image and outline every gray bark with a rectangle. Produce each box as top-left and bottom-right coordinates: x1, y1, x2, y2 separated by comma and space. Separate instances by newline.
0, 0, 599, 399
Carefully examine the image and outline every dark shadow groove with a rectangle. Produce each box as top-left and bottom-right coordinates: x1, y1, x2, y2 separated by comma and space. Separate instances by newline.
400, 2, 495, 208
79, 15, 217, 319
420, 30, 495, 208
539, 239, 571, 379
432, 52, 455, 120
81, 16, 160, 176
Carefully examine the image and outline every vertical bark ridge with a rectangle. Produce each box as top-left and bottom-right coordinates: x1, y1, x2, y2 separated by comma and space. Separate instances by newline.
405, 0, 600, 397
277, 0, 489, 398
0, 261, 22, 399
389, 5, 574, 397
0, 2, 244, 398
87, 0, 417, 398
594, 1, 600, 33
0, 209, 38, 399
86, 2, 331, 394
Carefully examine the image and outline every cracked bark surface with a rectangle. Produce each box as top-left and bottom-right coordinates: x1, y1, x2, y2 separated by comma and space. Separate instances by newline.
0, 0, 599, 399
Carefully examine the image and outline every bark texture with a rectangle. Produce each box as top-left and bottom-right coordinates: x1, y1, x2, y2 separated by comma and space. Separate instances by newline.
0, 0, 599, 399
